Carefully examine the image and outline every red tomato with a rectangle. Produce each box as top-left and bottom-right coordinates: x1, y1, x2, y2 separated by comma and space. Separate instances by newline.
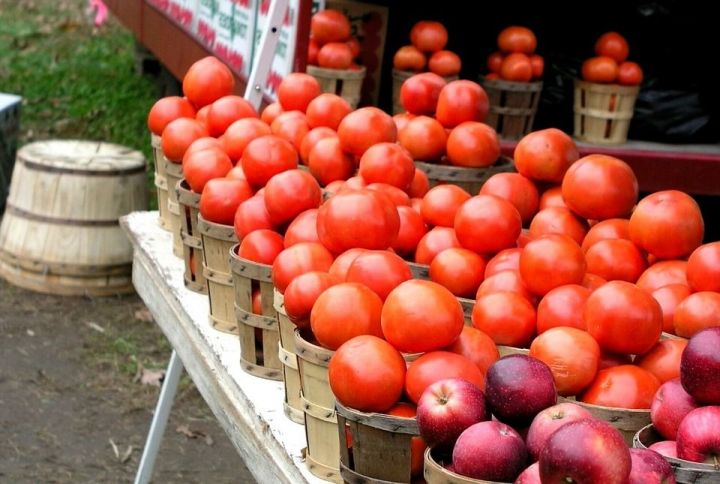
446, 121, 500, 167
410, 21, 448, 52
528, 207, 589, 245
271, 242, 335, 294
408, 168, 430, 198
454, 195, 522, 254
405, 351, 485, 403
195, 105, 211, 130
328, 248, 367, 280
471, 291, 536, 347
311, 9, 351, 44
497, 26, 537, 54
585, 239, 648, 283
277, 73, 321, 113
324, 180, 345, 195
485, 248, 522, 278
477, 270, 534, 303
582, 56, 619, 84
430, 248, 487, 298
260, 102, 283, 125
435, 80, 490, 128
252, 288, 262, 315
307, 38, 320, 66
182, 56, 235, 108
594, 32, 629, 63
161, 118, 208, 162
585, 280, 663, 355
271, 110, 309, 152
300, 126, 336, 164
358, 142, 415, 190
539, 186, 568, 210
393, 112, 415, 133
428, 50, 462, 77
237, 229, 284, 265
263, 169, 322, 225
617, 61, 643, 86
480, 173, 539, 224
283, 271, 340, 329
184, 136, 224, 160
222, 118, 271, 162
651, 283, 691, 334
581, 218, 630, 253
686, 242, 720, 292
536, 284, 590, 333
382, 280, 464, 353
673, 291, 720, 338
500, 53, 533, 82
206, 95, 258, 137
514, 128, 579, 182
520, 234, 586, 296
241, 135, 298, 188
398, 116, 447, 162
345, 250, 412, 301
415, 227, 462, 265
308, 137, 355, 186
636, 339, 687, 384
579, 365, 660, 409
386, 403, 426, 477
392, 206, 428, 256
318, 42, 353, 69
393, 45, 427, 71
147, 96, 196, 135
366, 182, 410, 208
421, 185, 471, 228
400, 72, 446, 116
337, 107, 397, 159
342, 175, 368, 191
629, 191, 704, 260
233, 194, 275, 239
530, 54, 544, 79
346, 37, 360, 59
487, 52, 504, 73
305, 93, 351, 131
199, 178, 253, 225
182, 147, 233, 193
636, 260, 688, 293
444, 326, 500, 374
226, 165, 246, 181
283, 209, 319, 248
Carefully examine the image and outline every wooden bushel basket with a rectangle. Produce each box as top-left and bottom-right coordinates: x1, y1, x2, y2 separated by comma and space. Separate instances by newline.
151, 133, 171, 231
391, 69, 459, 115
165, 160, 184, 258
198, 215, 238, 334
307, 65, 366, 109
414, 156, 515, 194
176, 179, 206, 294
424, 448, 500, 483
574, 399, 650, 446
229, 246, 282, 380
274, 289, 305, 424
573, 80, 639, 144
336, 402, 422, 483
480, 77, 542, 140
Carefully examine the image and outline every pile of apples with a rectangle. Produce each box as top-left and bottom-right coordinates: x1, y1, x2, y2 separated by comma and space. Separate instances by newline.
393, 20, 462, 78
307, 9, 362, 70
581, 31, 644, 86
485, 26, 544, 82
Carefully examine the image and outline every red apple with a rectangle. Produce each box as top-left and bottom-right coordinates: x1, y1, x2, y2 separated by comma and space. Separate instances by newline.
651, 378, 700, 440
629, 448, 676, 484
526, 402, 594, 460
416, 378, 489, 449
539, 418, 631, 484
452, 421, 528, 482
515, 462, 541, 483
676, 406, 720, 465
485, 355, 557, 427
649, 440, 677, 459
681, 327, 720, 404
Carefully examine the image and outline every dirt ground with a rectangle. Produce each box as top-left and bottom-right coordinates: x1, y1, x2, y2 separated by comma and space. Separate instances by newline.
0, 277, 255, 483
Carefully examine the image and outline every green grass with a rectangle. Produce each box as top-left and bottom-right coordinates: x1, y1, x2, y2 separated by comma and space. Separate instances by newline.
0, 0, 158, 207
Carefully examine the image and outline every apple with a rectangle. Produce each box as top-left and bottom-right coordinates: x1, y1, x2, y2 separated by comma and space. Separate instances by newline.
681, 327, 720, 404
485, 355, 557, 427
416, 378, 488, 449
452, 421, 528, 482
515, 462, 541, 483
526, 402, 594, 460
649, 440, 677, 459
676, 406, 720, 465
628, 448, 676, 484
539, 418, 631, 484
651, 378, 700, 440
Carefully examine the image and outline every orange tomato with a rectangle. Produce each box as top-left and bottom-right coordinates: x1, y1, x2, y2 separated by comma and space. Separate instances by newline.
277, 72, 321, 112
430, 248, 486, 298
428, 50, 462, 77
579, 365, 660, 409
514, 128, 579, 183
161, 118, 208, 162
410, 21, 448, 52
147, 96, 196, 135
398, 115, 447, 162
536, 284, 590, 333
520, 234, 586, 296
471, 291, 536, 347
260, 102, 283, 125
581, 56, 619, 84
497, 26, 537, 54
539, 186, 568, 210
636, 339, 688, 383
182, 56, 235, 108
594, 32, 629, 63
500, 53, 533, 82
393, 45, 427, 71
651, 284, 691, 334
446, 122, 500, 167
444, 326, 500, 375
673, 291, 720, 338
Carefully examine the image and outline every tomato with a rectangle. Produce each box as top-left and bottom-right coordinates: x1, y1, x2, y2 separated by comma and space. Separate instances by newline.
581, 218, 630, 253
343, 250, 412, 302
382, 280, 464, 353
270, 110, 309, 152
446, 121, 500, 168
421, 185, 471, 228
305, 93, 351, 131
428, 50, 462, 77
308, 137, 355, 186
530, 54, 544, 79
497, 26, 537, 54
263, 169, 321, 226
346, 37, 360, 59
393, 112, 415, 133
405, 351, 485, 403
579, 365, 660, 409
194, 104, 211, 130
226, 165, 246, 181
386, 403, 426, 477
284, 209, 319, 248
271, 242, 334, 294
393, 45, 427, 71
147, 96, 196, 135
398, 116, 447, 162
430, 248, 486, 298
318, 42, 353, 69
328, 248, 367, 280
324, 180, 345, 195
300, 126, 336, 164
445, 326, 499, 374
307, 37, 320, 66
651, 284, 691, 334
485, 248, 522, 278
410, 21, 448, 52
329, 335, 407, 412
500, 53, 533, 82
477, 270, 534, 303
594, 32, 629, 63
435, 80, 490, 128
455, 195, 522, 254
261, 102, 283, 125
317, 189, 400, 253
617, 61, 643, 86
629, 191, 704, 260
222, 118, 271, 162
199, 178, 253, 225
585, 239, 647, 283
673, 291, 720, 338
539, 186, 568, 210
241, 135, 298, 188
237, 229, 284, 265
358, 143, 415, 190
529, 207, 589, 245
514, 128, 579, 183
636, 260, 688, 293
581, 56, 619, 84
283, 271, 340, 329
530, 327, 600, 396
487, 52, 504, 73
536, 284, 590, 333
182, 56, 235, 108
277, 73, 321, 113
311, 9, 351, 44
415, 227, 461, 264
161, 118, 208, 162
480, 173, 539, 224
206, 95, 258, 137
585, 280, 663, 355
598, 352, 633, 371
342, 176, 368, 191
471, 291, 536, 347
686, 242, 720, 292
400, 72, 446, 115
520, 234, 586, 296
182, 147, 233, 193
561, 154, 638, 220
636, 339, 687, 384
233, 194, 275, 239
392, 206, 428, 256
337, 107, 397, 159
408, 168, 430, 198
252, 288, 262, 315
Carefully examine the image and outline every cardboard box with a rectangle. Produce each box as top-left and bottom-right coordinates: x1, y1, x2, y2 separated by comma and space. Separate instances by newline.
215, 0, 257, 77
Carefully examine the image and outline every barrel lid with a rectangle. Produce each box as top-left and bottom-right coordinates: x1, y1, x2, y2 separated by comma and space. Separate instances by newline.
18, 140, 145, 173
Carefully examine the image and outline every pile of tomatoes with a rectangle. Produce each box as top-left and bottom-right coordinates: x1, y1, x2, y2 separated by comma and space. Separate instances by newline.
307, 9, 362, 70
485, 26, 544, 82
393, 20, 462, 78
581, 31, 644, 86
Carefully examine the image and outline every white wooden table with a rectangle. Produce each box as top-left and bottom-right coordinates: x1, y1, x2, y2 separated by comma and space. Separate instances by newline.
121, 211, 325, 484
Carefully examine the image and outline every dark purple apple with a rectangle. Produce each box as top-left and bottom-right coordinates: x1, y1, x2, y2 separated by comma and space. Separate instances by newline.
676, 406, 720, 466
651, 378, 700, 440
526, 402, 593, 461
452, 421, 528, 482
629, 448, 676, 484
681, 327, 720, 404
416, 378, 488, 449
485, 355, 557, 427
539, 418, 631, 484
515, 462, 541, 483
649, 440, 677, 459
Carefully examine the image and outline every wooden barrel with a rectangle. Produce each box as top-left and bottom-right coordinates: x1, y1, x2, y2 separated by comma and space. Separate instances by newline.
274, 289, 305, 424
165, 160, 184, 257
176, 179, 207, 294
573, 80, 639, 145
424, 448, 502, 484
415, 156, 515, 194
634, 424, 720, 484
479, 77, 543, 140
151, 133, 171, 231
0, 140, 146, 296
306, 65, 366, 109
198, 215, 238, 334
229, 245, 282, 380
392, 69, 459, 115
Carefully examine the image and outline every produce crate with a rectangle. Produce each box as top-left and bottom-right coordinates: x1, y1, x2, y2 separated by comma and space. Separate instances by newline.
306, 65, 366, 109
573, 80, 639, 145
414, 156, 515, 194
165, 160, 184, 257
0, 93, 21, 214
480, 77, 542, 140
424, 448, 483, 484
274, 289, 305, 424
